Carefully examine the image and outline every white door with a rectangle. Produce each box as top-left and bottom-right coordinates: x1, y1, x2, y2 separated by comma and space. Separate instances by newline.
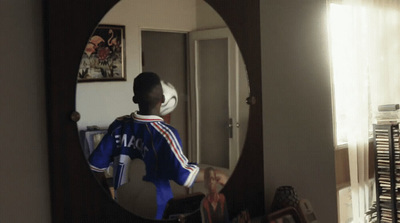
188, 28, 246, 171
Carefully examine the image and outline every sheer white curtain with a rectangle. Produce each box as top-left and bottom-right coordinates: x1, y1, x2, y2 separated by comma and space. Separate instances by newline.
328, 1, 400, 222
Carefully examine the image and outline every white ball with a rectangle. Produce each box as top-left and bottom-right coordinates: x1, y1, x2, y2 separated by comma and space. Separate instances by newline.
160, 80, 178, 116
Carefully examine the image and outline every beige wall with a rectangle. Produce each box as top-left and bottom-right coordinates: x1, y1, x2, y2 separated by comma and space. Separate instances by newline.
76, 0, 197, 130
261, 1, 337, 222
0, 0, 51, 222
1, 0, 338, 222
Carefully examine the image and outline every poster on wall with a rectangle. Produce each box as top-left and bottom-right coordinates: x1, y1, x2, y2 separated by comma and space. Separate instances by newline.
77, 24, 126, 82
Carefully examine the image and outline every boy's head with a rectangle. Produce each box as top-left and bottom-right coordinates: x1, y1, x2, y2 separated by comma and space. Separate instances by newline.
133, 72, 165, 109
204, 167, 217, 193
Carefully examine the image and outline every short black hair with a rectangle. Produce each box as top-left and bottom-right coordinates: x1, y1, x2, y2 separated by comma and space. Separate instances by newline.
133, 72, 163, 105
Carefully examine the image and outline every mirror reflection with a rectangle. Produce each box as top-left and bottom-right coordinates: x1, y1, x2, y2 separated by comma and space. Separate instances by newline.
76, 0, 250, 220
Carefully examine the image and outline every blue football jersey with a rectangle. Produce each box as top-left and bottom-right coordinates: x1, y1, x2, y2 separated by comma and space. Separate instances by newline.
88, 112, 199, 219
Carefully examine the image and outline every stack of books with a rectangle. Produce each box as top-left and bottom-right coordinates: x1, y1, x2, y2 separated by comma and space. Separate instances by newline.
374, 124, 400, 222
375, 104, 400, 125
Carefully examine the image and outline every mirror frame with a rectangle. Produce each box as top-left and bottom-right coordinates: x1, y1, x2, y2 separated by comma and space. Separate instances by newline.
44, 0, 264, 222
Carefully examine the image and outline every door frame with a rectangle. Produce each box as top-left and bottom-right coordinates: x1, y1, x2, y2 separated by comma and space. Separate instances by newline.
188, 27, 242, 170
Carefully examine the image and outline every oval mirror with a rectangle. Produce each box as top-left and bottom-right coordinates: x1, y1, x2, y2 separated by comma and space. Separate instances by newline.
75, 0, 250, 220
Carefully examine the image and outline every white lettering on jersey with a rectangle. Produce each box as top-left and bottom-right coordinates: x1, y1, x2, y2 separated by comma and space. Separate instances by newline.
127, 135, 135, 147
135, 138, 148, 158
114, 134, 149, 158
121, 134, 127, 147
115, 135, 121, 148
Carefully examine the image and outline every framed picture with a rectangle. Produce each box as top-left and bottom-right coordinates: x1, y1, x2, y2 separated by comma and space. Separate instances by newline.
77, 24, 126, 82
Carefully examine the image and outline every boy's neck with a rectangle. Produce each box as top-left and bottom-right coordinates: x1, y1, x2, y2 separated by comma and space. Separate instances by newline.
138, 106, 161, 116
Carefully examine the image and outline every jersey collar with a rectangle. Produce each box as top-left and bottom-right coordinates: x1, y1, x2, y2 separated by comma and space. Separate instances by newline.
132, 111, 164, 123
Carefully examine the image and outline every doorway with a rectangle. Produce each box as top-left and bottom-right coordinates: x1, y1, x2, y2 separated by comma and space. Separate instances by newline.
189, 28, 247, 171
